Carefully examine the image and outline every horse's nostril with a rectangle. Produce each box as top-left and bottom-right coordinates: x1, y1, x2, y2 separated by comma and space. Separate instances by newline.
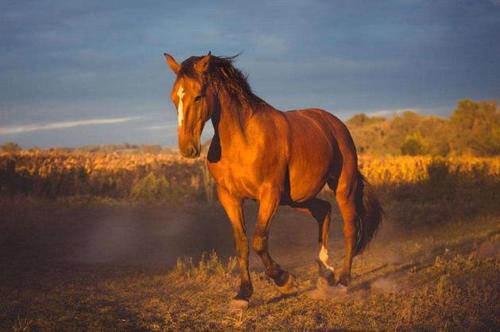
181, 144, 199, 158
193, 145, 200, 156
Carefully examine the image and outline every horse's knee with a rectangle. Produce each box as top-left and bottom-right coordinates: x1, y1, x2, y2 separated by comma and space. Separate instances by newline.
236, 242, 249, 258
232, 233, 249, 254
252, 234, 267, 255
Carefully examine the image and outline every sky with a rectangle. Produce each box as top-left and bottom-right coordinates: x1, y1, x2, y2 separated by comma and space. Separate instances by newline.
0, 0, 499, 147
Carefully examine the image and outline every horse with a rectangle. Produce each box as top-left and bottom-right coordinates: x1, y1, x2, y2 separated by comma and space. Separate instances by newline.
163, 52, 383, 310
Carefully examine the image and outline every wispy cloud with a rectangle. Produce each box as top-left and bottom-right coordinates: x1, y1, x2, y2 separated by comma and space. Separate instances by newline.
367, 108, 418, 117
0, 116, 141, 135
331, 108, 421, 121
144, 122, 178, 131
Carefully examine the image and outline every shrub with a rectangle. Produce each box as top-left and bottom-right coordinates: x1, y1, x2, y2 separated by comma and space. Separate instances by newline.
130, 173, 170, 202
401, 133, 429, 156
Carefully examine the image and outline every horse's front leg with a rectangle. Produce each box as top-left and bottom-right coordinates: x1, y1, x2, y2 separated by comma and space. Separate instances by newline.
252, 186, 296, 294
217, 186, 252, 310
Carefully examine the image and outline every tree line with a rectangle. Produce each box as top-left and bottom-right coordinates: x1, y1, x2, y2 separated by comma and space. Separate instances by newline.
347, 99, 499, 156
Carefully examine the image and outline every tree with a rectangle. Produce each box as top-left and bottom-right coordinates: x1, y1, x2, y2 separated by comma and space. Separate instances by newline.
450, 100, 500, 155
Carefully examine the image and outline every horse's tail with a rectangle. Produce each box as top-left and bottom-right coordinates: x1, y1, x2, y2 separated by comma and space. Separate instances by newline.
354, 171, 383, 255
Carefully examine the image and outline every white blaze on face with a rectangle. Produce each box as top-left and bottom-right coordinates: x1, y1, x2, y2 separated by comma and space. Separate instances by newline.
176, 85, 185, 127
319, 245, 335, 272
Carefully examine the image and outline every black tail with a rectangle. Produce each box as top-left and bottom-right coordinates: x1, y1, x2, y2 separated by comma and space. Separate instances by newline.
354, 171, 383, 255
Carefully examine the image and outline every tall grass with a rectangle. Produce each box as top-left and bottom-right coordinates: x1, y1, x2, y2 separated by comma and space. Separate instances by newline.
1, 151, 498, 202
170, 252, 238, 280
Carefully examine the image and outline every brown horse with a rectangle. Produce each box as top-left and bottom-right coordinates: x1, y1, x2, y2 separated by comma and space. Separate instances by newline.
163, 52, 382, 309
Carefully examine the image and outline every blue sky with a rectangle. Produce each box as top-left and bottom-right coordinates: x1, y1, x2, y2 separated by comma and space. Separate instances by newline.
0, 0, 499, 147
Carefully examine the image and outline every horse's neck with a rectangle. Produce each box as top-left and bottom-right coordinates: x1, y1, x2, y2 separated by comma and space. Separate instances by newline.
213, 92, 255, 148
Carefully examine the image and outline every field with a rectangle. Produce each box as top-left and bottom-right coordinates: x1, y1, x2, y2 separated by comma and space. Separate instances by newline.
2, 150, 499, 200
0, 152, 499, 330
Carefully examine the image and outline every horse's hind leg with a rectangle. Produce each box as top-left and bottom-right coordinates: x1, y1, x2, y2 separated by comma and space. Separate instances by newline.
252, 186, 296, 294
329, 176, 359, 286
291, 198, 335, 287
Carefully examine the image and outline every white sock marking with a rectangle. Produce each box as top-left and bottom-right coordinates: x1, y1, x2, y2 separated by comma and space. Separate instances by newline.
176, 86, 185, 127
319, 245, 335, 272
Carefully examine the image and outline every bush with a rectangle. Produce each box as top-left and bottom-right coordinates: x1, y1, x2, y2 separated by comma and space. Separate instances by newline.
130, 173, 170, 202
401, 133, 429, 156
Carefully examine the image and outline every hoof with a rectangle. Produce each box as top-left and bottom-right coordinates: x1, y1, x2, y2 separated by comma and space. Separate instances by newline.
317, 275, 335, 290
338, 273, 351, 287
228, 299, 249, 311
316, 259, 336, 287
275, 273, 297, 295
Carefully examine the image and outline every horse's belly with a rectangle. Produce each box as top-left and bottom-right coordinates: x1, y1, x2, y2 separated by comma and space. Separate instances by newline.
289, 148, 333, 201
288, 164, 330, 202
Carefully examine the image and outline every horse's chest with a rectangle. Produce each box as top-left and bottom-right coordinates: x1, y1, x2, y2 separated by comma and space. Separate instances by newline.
207, 159, 260, 198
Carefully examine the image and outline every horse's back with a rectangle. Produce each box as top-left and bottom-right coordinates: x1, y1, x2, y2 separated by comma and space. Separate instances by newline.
283, 108, 357, 202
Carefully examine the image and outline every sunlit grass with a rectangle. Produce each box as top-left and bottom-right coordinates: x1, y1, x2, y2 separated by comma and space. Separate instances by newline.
1, 151, 498, 202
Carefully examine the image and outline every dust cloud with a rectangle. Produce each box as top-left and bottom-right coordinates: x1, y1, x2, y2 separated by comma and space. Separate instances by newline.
70, 204, 235, 267
0, 199, 347, 270
69, 202, 327, 269
4, 198, 494, 280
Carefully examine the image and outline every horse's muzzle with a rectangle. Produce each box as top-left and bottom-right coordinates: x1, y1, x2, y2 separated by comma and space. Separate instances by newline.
180, 143, 200, 158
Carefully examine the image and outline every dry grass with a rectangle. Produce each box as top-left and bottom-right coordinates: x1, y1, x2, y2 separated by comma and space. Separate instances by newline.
359, 155, 500, 185
1, 151, 499, 201
153, 217, 499, 331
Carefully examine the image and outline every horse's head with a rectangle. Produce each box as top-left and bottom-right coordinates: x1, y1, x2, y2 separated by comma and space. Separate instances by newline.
163, 52, 215, 158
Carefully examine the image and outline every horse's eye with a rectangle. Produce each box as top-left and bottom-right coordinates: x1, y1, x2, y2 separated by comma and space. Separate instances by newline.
194, 95, 202, 102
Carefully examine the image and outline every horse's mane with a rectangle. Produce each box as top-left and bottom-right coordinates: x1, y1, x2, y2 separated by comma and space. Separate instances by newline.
179, 54, 267, 107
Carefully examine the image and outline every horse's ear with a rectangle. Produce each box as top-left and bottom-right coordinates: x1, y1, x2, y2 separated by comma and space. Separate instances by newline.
164, 53, 180, 74
194, 53, 212, 74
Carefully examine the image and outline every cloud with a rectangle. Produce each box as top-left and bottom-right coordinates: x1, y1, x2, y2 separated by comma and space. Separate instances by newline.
144, 122, 178, 131
366, 108, 419, 117
0, 116, 141, 135
328, 108, 421, 121
143, 120, 214, 142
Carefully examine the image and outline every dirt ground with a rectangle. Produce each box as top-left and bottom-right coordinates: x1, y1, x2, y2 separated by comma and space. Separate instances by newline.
0, 193, 499, 331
